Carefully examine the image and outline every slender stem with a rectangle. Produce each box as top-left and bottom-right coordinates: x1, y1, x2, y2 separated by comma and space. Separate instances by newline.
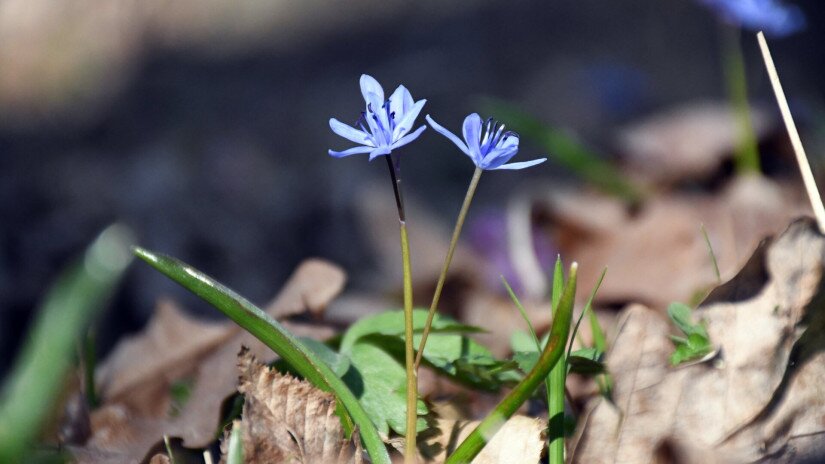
401, 223, 417, 463
446, 263, 578, 464
721, 24, 760, 175
385, 154, 418, 463
385, 155, 406, 222
414, 167, 483, 369
757, 32, 825, 234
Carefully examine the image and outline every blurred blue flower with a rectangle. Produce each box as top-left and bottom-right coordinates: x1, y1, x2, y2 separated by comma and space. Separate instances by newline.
426, 113, 546, 170
329, 74, 427, 160
699, 0, 805, 37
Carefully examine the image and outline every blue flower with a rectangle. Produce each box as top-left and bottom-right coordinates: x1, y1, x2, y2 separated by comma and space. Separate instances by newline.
425, 113, 546, 170
329, 74, 427, 160
698, 0, 805, 37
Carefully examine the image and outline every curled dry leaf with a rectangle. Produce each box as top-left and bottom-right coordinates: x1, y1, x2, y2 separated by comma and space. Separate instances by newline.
221, 348, 362, 464
420, 416, 544, 464
542, 175, 810, 310
617, 101, 775, 187
571, 218, 825, 463
75, 259, 346, 462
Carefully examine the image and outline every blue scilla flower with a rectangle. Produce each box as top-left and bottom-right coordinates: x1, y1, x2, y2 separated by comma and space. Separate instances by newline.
425, 113, 546, 170
699, 0, 805, 37
329, 74, 427, 160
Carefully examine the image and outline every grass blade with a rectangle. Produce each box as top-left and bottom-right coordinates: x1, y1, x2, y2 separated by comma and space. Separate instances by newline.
133, 247, 390, 464
446, 263, 578, 464
0, 224, 134, 462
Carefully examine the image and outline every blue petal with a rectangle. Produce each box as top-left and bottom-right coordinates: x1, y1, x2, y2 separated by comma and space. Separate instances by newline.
389, 85, 414, 121
481, 146, 518, 170
462, 113, 483, 165
360, 74, 384, 104
392, 99, 426, 140
329, 146, 374, 158
491, 158, 547, 170
330, 118, 374, 147
425, 115, 470, 157
368, 146, 393, 161
390, 125, 426, 151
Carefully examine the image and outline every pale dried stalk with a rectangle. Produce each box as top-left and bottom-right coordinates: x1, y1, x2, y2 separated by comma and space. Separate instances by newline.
757, 31, 825, 233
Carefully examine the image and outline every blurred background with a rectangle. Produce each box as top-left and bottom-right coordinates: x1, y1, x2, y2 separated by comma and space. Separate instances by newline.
1, 0, 824, 377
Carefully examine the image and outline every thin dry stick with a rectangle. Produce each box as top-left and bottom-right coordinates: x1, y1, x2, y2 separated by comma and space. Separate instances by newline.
757, 31, 825, 233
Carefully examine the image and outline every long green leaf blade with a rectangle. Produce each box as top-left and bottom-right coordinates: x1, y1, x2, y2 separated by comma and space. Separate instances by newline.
447, 263, 578, 463
0, 224, 133, 462
133, 247, 390, 464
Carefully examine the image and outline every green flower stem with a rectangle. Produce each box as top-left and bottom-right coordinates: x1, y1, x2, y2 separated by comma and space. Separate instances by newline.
400, 223, 418, 463
446, 263, 577, 464
415, 166, 483, 369
384, 155, 418, 464
722, 24, 760, 175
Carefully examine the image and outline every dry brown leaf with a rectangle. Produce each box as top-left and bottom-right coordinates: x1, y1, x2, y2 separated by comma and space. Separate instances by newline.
96, 299, 233, 414
420, 416, 544, 464
544, 175, 810, 310
75, 259, 346, 462
571, 218, 825, 463
222, 349, 362, 464
264, 258, 346, 319
617, 101, 775, 187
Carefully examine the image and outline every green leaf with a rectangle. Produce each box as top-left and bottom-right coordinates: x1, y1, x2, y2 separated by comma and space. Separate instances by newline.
133, 248, 390, 464
567, 354, 605, 375
667, 303, 708, 338
274, 338, 351, 378
0, 225, 133, 463
510, 331, 539, 353
343, 342, 427, 438
340, 309, 481, 352
344, 311, 506, 393
512, 351, 539, 374
669, 333, 714, 366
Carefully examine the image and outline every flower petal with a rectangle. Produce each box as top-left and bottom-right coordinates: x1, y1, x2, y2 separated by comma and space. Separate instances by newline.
360, 74, 384, 104
425, 115, 470, 156
390, 125, 427, 151
491, 157, 547, 170
368, 146, 393, 161
329, 146, 374, 158
462, 113, 484, 165
392, 99, 426, 140
389, 85, 414, 121
481, 146, 518, 170
329, 118, 374, 147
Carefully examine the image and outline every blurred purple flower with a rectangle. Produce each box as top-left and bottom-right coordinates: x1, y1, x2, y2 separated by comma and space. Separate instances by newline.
467, 211, 556, 295
699, 0, 805, 37
329, 74, 427, 160
425, 113, 546, 170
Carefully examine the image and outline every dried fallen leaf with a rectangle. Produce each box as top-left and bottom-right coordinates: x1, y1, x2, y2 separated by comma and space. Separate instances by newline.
223, 348, 362, 464
543, 175, 810, 310
74, 259, 346, 462
571, 218, 825, 463
617, 101, 775, 187
420, 416, 544, 464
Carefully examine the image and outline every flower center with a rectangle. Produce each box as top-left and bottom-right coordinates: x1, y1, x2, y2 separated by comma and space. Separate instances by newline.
479, 118, 518, 155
